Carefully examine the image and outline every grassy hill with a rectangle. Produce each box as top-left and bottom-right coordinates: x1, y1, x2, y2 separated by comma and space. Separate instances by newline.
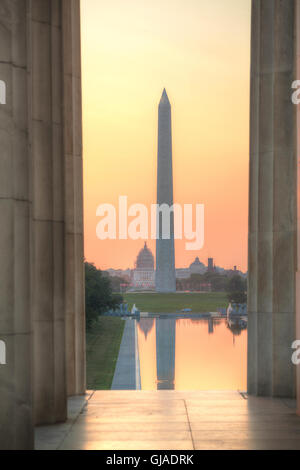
123, 292, 228, 313
86, 317, 125, 389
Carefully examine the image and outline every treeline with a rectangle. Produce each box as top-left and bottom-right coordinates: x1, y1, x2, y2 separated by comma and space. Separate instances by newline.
177, 272, 247, 304
106, 275, 130, 293
178, 272, 246, 292
85, 262, 123, 330
226, 274, 247, 303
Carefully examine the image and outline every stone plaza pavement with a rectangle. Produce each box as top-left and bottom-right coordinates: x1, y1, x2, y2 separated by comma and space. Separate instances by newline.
35, 391, 300, 450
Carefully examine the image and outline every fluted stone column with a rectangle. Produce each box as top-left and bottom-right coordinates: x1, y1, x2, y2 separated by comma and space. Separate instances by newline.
248, 0, 297, 398
296, 0, 300, 415
62, 0, 86, 397
0, 0, 85, 447
0, 0, 33, 449
31, 0, 67, 424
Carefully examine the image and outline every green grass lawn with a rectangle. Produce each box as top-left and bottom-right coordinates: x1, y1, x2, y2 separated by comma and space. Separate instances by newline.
123, 292, 228, 313
86, 317, 125, 390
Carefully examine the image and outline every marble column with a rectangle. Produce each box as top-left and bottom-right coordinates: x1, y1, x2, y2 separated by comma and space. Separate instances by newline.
0, 0, 85, 447
31, 0, 67, 424
248, 0, 297, 398
296, 0, 300, 416
0, 0, 33, 449
62, 0, 86, 397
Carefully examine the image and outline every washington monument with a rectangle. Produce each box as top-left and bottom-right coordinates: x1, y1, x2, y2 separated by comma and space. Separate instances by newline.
155, 89, 176, 293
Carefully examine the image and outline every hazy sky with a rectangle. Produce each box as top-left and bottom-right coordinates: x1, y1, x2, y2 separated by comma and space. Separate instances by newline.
81, 0, 251, 271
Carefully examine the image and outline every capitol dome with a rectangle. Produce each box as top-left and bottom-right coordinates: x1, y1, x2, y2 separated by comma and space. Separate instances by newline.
135, 243, 155, 270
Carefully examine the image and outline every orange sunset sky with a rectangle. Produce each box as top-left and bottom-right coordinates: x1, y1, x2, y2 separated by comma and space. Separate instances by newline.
81, 0, 251, 272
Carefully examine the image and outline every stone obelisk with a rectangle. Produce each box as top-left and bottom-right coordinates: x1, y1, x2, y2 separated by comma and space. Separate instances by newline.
155, 89, 176, 292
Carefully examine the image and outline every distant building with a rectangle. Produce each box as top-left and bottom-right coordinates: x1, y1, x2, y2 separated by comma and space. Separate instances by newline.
189, 257, 206, 275
131, 243, 155, 290
106, 268, 131, 281
227, 266, 245, 278
176, 257, 206, 280
208, 258, 215, 273
106, 256, 247, 289
175, 268, 190, 279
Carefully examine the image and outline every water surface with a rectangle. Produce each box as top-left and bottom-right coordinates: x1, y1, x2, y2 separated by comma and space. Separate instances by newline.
137, 317, 247, 391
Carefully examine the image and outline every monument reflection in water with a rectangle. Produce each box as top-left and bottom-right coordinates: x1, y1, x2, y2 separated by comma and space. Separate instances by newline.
137, 317, 247, 391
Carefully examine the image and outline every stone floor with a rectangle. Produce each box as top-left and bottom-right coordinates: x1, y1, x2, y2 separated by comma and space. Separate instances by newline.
35, 391, 300, 450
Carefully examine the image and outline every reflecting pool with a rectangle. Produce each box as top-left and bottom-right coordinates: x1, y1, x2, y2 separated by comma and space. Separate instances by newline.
137, 317, 247, 391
